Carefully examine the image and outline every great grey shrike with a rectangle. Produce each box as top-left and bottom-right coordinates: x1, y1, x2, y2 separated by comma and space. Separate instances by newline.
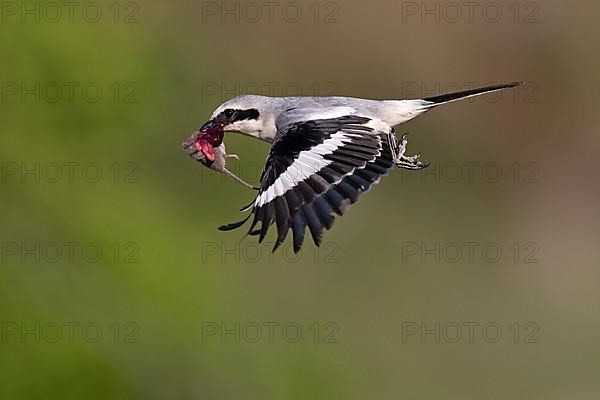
183, 82, 522, 253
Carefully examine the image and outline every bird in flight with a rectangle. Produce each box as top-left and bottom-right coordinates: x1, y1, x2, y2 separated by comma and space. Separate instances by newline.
183, 82, 522, 253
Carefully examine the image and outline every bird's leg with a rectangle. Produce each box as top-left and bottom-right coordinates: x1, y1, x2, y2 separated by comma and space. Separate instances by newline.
389, 131, 429, 171
222, 167, 259, 190
226, 153, 240, 161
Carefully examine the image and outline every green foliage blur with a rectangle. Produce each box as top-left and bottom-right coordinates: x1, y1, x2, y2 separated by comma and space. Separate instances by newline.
1, 1, 599, 399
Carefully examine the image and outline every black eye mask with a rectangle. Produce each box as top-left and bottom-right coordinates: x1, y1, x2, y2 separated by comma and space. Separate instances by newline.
216, 108, 260, 124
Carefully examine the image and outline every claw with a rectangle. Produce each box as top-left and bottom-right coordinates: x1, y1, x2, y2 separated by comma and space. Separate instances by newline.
226, 153, 240, 161
395, 159, 429, 170
405, 153, 421, 163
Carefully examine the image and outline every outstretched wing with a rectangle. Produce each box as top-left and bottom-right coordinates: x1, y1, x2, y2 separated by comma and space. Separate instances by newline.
219, 115, 395, 253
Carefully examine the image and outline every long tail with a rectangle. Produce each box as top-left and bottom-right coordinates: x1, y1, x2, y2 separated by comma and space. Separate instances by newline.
387, 82, 523, 125
422, 81, 523, 107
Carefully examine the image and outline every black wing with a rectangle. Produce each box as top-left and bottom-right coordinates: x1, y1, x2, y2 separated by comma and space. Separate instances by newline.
219, 115, 395, 253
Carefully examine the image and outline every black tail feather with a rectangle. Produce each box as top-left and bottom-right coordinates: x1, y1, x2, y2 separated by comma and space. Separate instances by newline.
423, 82, 523, 105
218, 214, 251, 231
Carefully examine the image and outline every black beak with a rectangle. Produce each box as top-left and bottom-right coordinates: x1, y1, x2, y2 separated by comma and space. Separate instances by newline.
199, 119, 216, 132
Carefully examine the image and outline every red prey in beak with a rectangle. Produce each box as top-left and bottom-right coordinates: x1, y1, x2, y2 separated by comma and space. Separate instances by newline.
194, 122, 225, 163
183, 121, 257, 190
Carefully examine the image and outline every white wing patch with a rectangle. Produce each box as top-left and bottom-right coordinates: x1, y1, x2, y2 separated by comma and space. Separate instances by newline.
256, 131, 356, 207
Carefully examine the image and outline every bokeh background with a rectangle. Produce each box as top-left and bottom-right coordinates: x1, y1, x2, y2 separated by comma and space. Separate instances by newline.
1, 0, 599, 398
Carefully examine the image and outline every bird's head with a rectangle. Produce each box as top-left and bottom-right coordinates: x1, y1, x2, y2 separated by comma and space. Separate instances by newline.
183, 95, 267, 166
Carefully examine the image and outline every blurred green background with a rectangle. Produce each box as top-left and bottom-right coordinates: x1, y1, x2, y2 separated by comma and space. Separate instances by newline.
1, 0, 599, 398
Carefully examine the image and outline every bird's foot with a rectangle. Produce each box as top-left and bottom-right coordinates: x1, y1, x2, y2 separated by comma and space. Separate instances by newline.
226, 153, 240, 161
396, 153, 429, 170
391, 132, 429, 170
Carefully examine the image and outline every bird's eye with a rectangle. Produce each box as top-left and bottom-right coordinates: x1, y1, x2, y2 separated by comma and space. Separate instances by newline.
223, 109, 235, 118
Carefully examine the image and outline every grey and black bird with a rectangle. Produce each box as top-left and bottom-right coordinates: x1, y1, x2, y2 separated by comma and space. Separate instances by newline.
183, 82, 522, 253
